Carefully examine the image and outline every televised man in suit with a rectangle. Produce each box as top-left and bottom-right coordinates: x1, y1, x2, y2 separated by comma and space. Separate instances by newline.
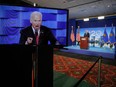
19, 11, 59, 45
19, 11, 60, 87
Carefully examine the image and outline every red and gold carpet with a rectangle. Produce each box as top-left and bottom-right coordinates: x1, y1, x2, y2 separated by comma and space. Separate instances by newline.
53, 54, 116, 87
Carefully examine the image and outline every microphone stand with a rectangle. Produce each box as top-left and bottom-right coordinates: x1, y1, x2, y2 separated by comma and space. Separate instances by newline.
32, 45, 38, 87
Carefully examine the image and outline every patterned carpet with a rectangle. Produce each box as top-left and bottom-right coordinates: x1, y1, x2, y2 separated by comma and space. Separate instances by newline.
53, 54, 116, 87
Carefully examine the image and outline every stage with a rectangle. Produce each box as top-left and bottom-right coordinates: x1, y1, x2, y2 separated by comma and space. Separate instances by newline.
60, 45, 115, 59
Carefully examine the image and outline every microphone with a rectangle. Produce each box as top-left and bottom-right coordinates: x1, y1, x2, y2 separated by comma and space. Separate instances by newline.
35, 30, 38, 36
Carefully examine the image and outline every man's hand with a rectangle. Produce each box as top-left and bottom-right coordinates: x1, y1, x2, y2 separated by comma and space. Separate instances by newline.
25, 37, 33, 45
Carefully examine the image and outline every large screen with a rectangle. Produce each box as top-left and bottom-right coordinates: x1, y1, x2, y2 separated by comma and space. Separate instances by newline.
0, 5, 68, 45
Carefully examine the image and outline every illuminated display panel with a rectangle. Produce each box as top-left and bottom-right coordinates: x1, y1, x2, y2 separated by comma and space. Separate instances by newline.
0, 5, 68, 45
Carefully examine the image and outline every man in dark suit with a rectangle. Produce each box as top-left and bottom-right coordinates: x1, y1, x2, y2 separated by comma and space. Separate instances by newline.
19, 11, 60, 87
19, 11, 59, 45
84, 30, 90, 48
84, 30, 90, 38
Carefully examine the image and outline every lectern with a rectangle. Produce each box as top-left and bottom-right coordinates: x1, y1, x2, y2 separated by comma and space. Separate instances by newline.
80, 37, 89, 49
0, 45, 33, 87
0, 45, 53, 87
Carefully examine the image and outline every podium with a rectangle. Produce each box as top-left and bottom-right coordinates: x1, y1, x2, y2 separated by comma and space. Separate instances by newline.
80, 37, 89, 49
0, 44, 53, 87
0, 45, 33, 87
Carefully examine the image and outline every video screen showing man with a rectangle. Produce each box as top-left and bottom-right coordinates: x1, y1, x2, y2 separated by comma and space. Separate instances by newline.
19, 11, 60, 46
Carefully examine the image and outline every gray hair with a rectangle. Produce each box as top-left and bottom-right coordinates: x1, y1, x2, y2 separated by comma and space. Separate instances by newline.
30, 11, 42, 21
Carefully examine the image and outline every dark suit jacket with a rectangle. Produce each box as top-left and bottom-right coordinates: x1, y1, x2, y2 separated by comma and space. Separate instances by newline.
19, 25, 57, 45
84, 32, 90, 38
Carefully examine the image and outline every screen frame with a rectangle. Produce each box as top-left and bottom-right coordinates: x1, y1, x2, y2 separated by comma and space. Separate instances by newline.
0, 3, 69, 46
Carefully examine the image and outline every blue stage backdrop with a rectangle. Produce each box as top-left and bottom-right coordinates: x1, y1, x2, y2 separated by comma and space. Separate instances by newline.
77, 27, 116, 47
0, 5, 68, 45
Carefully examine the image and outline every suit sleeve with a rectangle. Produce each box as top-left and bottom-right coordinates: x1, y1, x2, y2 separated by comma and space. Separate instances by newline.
88, 33, 90, 38
19, 30, 27, 44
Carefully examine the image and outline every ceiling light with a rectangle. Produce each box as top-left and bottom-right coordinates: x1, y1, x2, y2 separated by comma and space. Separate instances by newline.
83, 18, 89, 21
98, 16, 105, 20
107, 5, 110, 7
33, 3, 36, 7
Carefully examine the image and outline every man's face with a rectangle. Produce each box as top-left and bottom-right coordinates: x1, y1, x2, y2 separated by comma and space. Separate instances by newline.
85, 30, 88, 33
30, 14, 42, 30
